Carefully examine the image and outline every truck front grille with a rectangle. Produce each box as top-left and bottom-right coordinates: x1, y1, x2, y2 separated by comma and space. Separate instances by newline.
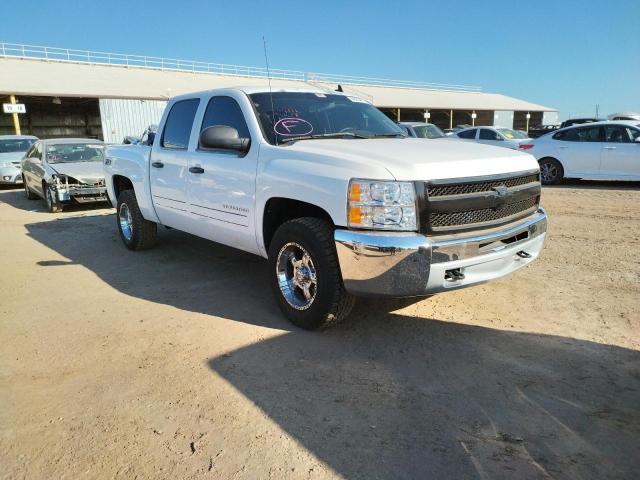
426, 173, 539, 197
419, 171, 541, 234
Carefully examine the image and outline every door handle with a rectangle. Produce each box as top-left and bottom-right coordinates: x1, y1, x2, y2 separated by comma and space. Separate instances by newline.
189, 166, 205, 174
558, 146, 568, 149
151, 161, 164, 168
603, 146, 616, 150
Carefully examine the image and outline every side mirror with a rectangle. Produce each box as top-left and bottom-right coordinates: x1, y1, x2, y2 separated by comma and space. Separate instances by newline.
199, 126, 250, 153
635, 137, 640, 143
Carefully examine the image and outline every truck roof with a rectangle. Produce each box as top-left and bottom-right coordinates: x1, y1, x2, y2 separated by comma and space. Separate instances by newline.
172, 86, 351, 100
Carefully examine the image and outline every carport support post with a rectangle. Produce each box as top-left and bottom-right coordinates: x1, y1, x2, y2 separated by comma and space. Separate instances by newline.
396, 108, 401, 122
526, 112, 531, 134
449, 110, 453, 129
9, 95, 21, 135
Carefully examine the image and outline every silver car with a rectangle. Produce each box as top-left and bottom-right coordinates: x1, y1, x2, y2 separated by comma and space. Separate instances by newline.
0, 135, 38, 185
451, 126, 531, 149
21, 138, 108, 212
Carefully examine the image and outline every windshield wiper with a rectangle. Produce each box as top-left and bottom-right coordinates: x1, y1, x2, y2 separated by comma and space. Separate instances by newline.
279, 132, 370, 143
367, 133, 407, 138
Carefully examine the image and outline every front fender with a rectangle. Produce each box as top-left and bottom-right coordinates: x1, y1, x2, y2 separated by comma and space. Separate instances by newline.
255, 151, 393, 257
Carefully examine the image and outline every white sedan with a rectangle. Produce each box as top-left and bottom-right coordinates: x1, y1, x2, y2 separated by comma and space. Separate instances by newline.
450, 126, 530, 149
521, 121, 640, 184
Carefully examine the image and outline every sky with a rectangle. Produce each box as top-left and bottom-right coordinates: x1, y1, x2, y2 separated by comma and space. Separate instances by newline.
2, 0, 638, 120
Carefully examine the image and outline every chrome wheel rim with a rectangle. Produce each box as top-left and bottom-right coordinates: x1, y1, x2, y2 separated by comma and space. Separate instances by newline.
23, 180, 29, 196
119, 203, 133, 241
45, 187, 53, 209
276, 242, 317, 310
540, 162, 557, 183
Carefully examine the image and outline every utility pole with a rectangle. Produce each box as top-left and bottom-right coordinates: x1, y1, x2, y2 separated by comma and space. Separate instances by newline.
9, 95, 21, 135
595, 104, 600, 118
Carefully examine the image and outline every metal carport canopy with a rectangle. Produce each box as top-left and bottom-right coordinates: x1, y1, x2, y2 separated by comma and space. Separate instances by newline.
0, 57, 554, 112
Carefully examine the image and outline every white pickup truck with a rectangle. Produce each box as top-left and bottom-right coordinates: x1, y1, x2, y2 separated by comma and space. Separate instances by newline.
104, 87, 547, 329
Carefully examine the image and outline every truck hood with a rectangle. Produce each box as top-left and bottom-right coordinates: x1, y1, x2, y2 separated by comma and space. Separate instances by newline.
49, 161, 105, 183
283, 138, 539, 181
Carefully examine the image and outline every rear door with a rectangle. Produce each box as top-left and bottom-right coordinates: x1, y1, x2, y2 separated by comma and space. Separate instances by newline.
600, 125, 640, 179
552, 125, 603, 176
457, 128, 477, 142
150, 98, 200, 230
186, 94, 259, 253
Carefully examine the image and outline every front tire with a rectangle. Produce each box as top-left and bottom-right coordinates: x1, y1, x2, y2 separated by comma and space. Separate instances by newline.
539, 157, 564, 185
116, 189, 157, 250
268, 217, 355, 330
44, 183, 63, 213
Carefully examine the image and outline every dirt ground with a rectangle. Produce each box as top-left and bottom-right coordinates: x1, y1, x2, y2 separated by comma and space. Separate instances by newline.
1, 181, 639, 480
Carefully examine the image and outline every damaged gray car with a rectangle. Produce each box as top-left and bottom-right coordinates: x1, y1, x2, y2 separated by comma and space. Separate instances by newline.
21, 139, 108, 213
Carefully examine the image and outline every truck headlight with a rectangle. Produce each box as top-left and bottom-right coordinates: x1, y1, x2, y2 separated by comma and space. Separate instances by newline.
348, 179, 417, 231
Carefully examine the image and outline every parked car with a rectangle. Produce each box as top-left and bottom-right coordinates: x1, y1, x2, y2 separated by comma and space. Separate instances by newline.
398, 122, 446, 139
451, 126, 530, 149
104, 87, 547, 329
608, 112, 640, 121
559, 118, 604, 129
528, 124, 559, 138
520, 121, 640, 184
0, 135, 38, 185
444, 124, 472, 134
21, 138, 108, 212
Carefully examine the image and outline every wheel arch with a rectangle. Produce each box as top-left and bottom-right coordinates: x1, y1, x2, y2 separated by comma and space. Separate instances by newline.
261, 197, 334, 253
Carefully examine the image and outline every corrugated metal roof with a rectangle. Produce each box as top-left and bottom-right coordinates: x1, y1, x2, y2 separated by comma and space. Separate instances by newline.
0, 57, 556, 112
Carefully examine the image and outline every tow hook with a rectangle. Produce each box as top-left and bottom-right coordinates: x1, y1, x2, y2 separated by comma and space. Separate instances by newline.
445, 268, 465, 282
516, 250, 532, 259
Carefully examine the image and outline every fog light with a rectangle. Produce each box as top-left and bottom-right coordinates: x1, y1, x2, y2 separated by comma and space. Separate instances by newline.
2, 176, 11, 181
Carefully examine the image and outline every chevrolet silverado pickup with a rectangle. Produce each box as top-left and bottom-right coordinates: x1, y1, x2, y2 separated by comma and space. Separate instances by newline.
104, 87, 547, 329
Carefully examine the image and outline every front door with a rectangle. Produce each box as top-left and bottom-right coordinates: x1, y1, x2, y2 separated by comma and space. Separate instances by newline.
555, 125, 603, 176
186, 95, 259, 254
150, 98, 200, 231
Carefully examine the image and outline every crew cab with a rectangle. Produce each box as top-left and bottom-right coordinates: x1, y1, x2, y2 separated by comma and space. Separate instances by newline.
104, 87, 547, 329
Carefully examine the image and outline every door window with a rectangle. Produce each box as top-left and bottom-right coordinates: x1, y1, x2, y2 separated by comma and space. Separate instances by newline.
553, 126, 602, 142
34, 143, 43, 160
161, 98, 200, 150
604, 125, 635, 143
457, 129, 477, 139
479, 129, 501, 140
200, 96, 251, 140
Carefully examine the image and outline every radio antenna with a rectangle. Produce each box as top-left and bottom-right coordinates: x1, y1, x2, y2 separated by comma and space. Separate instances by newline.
262, 36, 278, 145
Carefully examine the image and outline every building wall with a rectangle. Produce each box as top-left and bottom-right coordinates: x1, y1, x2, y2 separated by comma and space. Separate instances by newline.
493, 111, 514, 128
542, 111, 559, 125
99, 99, 166, 143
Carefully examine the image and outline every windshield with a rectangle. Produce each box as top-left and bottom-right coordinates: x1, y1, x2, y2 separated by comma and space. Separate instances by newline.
249, 92, 405, 145
413, 124, 445, 139
497, 128, 528, 139
0, 138, 36, 153
46, 144, 105, 164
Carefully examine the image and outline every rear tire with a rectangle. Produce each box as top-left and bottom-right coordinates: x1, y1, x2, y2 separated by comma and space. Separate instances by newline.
44, 183, 63, 213
539, 157, 564, 185
116, 189, 157, 250
23, 176, 37, 200
268, 217, 355, 330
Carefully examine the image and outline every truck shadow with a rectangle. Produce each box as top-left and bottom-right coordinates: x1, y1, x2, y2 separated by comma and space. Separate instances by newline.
23, 207, 640, 479
207, 316, 640, 479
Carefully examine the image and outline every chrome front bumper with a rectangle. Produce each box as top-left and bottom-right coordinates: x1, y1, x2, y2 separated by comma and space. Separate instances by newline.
334, 208, 547, 297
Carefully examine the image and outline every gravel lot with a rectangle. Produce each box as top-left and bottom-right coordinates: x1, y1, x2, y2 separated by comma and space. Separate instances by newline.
1, 182, 639, 479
